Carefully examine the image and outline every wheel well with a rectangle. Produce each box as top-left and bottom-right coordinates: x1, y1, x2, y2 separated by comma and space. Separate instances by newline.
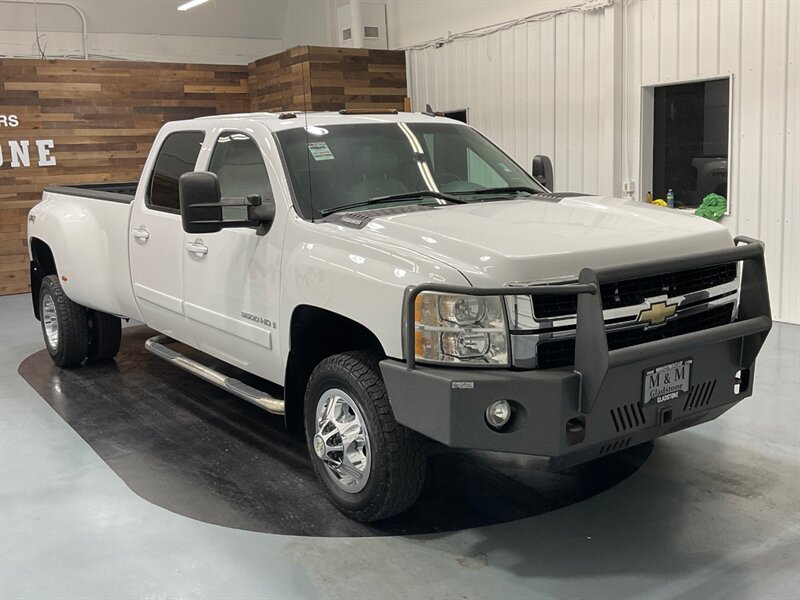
284, 305, 386, 433
30, 238, 57, 320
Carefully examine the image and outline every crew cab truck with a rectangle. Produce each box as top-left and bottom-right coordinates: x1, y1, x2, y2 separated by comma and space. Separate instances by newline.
27, 111, 772, 522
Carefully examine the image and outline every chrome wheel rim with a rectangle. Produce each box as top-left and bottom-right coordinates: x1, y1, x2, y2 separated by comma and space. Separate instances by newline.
42, 292, 59, 350
314, 388, 371, 493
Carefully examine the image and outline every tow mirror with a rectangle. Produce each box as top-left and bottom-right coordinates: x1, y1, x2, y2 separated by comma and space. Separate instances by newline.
179, 171, 223, 234
179, 171, 275, 236
531, 155, 554, 191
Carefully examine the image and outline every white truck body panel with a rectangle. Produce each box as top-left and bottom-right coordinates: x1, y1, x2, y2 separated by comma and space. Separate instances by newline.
339, 193, 735, 285
29, 191, 142, 322
25, 110, 774, 521
279, 208, 471, 367
28, 111, 736, 386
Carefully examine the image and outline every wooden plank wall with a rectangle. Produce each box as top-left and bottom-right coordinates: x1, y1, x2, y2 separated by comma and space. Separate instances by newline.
0, 48, 407, 296
249, 46, 407, 112
0, 59, 251, 295
249, 47, 312, 112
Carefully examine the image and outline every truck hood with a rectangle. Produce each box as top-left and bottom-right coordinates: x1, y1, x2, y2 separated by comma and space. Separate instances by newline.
351, 195, 734, 285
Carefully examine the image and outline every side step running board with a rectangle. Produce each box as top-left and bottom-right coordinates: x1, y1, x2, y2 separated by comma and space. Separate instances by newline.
144, 334, 285, 415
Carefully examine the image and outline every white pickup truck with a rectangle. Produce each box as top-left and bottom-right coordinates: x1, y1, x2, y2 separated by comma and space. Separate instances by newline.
28, 110, 772, 522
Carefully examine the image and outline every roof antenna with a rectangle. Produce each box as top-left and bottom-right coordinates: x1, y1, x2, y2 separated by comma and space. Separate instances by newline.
423, 103, 442, 117
301, 56, 315, 222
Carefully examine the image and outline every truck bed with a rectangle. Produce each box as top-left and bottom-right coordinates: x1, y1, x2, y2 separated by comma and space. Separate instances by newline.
43, 182, 138, 204
30, 183, 141, 321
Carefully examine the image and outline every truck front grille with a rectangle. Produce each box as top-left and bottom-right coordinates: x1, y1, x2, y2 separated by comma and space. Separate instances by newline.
532, 263, 737, 319
535, 303, 734, 369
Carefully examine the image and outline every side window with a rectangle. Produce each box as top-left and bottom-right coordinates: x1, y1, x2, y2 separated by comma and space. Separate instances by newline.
208, 133, 272, 222
208, 133, 272, 200
148, 131, 205, 212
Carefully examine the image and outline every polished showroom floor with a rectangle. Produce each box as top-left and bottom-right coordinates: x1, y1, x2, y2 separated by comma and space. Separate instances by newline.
1, 292, 799, 599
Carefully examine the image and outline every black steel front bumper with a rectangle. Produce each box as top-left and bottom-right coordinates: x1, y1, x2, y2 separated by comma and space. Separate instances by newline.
380, 237, 772, 467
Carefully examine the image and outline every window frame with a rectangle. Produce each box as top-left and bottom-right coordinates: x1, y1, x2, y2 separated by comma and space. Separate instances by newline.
639, 75, 733, 216
145, 129, 207, 215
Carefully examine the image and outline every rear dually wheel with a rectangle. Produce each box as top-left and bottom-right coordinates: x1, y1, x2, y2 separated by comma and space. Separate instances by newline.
39, 275, 89, 368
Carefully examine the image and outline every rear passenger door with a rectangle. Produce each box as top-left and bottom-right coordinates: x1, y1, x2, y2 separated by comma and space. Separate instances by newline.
182, 131, 284, 384
130, 130, 205, 344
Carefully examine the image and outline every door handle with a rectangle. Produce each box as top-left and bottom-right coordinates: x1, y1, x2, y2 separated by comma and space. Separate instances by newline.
132, 226, 150, 241
186, 241, 208, 256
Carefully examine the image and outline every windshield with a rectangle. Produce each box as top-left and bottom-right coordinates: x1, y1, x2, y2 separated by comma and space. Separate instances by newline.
275, 122, 545, 220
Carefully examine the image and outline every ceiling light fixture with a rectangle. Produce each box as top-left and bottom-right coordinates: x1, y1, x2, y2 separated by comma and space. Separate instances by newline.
177, 0, 211, 11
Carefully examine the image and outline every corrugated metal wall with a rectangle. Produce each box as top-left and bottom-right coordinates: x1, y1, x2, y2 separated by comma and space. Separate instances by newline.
624, 0, 799, 325
406, 0, 799, 323
407, 5, 621, 194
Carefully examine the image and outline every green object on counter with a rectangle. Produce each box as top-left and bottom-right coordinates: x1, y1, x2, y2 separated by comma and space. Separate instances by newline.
695, 193, 727, 221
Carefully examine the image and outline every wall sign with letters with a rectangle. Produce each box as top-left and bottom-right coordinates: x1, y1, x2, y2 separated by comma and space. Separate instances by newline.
0, 114, 57, 168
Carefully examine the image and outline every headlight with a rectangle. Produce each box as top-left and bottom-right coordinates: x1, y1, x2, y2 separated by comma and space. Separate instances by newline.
414, 292, 508, 365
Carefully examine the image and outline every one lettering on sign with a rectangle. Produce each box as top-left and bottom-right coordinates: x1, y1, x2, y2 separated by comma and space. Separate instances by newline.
0, 115, 58, 168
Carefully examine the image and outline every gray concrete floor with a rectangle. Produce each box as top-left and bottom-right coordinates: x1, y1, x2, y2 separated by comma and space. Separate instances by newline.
1, 292, 799, 600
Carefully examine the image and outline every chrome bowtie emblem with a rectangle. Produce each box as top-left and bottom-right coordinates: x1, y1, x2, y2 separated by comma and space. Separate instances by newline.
637, 300, 678, 327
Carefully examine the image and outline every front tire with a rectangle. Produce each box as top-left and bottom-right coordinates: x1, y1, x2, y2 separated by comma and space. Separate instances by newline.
39, 275, 88, 368
305, 351, 426, 522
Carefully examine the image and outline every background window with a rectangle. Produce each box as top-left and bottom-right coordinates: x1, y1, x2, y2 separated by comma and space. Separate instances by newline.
148, 131, 205, 212
442, 108, 468, 123
652, 78, 729, 208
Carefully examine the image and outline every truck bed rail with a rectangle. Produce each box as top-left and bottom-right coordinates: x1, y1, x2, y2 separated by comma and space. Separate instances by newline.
44, 182, 137, 204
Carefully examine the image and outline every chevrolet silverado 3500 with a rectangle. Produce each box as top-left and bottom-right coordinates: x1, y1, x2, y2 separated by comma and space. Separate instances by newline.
28, 111, 772, 522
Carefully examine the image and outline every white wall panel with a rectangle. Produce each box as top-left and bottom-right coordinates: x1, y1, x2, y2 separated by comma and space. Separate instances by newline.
0, 30, 282, 64
622, 0, 799, 323
782, 0, 799, 322
406, 0, 799, 322
386, 0, 579, 49
697, 0, 719, 78
407, 3, 618, 194
0, 0, 333, 62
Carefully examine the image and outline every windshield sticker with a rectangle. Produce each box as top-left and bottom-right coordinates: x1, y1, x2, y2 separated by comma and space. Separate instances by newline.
308, 142, 334, 161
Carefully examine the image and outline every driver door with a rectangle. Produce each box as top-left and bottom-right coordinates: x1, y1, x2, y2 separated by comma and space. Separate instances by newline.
182, 131, 284, 384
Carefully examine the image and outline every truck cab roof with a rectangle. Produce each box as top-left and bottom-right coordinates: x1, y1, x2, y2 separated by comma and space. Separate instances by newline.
187, 110, 459, 132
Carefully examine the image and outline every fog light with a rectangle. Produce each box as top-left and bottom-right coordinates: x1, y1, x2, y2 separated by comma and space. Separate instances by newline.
486, 399, 512, 430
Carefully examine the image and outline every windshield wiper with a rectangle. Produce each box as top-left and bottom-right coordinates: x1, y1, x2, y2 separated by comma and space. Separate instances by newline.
320, 190, 467, 217
451, 186, 542, 196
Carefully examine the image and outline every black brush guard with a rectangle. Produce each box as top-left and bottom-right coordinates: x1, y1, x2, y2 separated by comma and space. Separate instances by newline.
380, 236, 771, 465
